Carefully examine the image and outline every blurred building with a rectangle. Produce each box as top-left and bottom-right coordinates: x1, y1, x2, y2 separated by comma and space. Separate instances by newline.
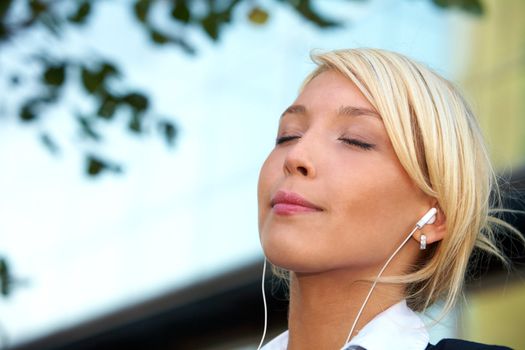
457, 0, 525, 348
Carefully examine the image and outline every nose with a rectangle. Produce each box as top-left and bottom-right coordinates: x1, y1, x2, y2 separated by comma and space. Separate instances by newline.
282, 137, 317, 178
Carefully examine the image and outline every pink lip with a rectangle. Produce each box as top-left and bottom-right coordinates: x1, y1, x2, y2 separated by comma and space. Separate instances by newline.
270, 190, 323, 215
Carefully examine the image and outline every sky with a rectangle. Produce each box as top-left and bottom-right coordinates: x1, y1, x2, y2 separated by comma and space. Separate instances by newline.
0, 0, 473, 346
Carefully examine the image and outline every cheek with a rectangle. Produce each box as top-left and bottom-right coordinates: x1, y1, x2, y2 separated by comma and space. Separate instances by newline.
256, 152, 325, 270
326, 160, 422, 261
257, 152, 278, 230
336, 150, 420, 215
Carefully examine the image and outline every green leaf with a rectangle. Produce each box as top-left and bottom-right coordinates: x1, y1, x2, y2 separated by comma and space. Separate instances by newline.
86, 155, 122, 176
40, 132, 60, 154
158, 120, 178, 146
81, 66, 101, 93
201, 15, 219, 40
461, 0, 484, 15
291, 0, 340, 28
128, 112, 143, 133
77, 115, 102, 141
133, 0, 152, 23
0, 257, 10, 297
68, 1, 91, 24
248, 6, 269, 25
38, 90, 59, 104
173, 38, 196, 55
0, 24, 8, 40
87, 157, 104, 175
431, 0, 484, 15
43, 63, 66, 87
97, 93, 119, 119
29, 0, 47, 16
19, 103, 37, 121
40, 13, 63, 37
432, 0, 448, 9
18, 93, 58, 122
122, 92, 149, 112
81, 62, 118, 94
150, 29, 169, 44
214, 0, 242, 25
147, 27, 196, 54
0, 0, 13, 21
171, 0, 191, 23
100, 62, 119, 78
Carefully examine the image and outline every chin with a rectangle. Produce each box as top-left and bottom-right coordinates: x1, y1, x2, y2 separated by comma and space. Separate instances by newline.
262, 238, 332, 274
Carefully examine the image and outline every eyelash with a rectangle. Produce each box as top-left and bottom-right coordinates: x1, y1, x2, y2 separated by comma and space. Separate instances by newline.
275, 135, 374, 150
275, 135, 299, 145
338, 137, 374, 150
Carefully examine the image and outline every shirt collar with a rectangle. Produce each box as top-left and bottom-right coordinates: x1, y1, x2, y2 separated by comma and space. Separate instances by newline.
261, 300, 429, 350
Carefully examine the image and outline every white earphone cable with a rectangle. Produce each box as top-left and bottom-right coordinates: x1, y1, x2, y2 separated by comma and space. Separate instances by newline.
257, 208, 437, 349
344, 208, 436, 345
343, 225, 418, 345
256, 258, 268, 350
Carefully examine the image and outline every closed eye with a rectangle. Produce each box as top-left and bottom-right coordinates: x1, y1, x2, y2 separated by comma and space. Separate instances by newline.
275, 135, 300, 145
339, 138, 374, 150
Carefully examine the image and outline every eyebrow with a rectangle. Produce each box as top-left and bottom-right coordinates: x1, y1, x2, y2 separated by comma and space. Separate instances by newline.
280, 104, 306, 118
337, 105, 381, 119
280, 104, 381, 120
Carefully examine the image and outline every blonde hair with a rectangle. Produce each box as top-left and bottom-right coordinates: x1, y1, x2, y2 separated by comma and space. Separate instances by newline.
276, 48, 521, 315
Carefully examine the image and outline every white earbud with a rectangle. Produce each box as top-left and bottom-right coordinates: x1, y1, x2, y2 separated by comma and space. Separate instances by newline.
415, 207, 437, 229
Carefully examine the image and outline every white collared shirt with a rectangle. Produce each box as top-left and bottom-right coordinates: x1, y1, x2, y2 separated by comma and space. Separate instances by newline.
261, 300, 429, 350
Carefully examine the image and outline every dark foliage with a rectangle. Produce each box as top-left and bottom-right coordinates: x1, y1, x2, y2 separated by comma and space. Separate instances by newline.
0, 0, 483, 177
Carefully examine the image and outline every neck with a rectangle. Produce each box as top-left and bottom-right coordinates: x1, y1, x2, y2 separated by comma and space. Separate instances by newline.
286, 269, 404, 350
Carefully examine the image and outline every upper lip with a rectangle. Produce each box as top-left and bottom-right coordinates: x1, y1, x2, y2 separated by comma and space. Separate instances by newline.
271, 190, 323, 210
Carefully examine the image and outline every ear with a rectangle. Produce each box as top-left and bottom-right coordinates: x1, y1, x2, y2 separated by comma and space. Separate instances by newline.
413, 204, 447, 246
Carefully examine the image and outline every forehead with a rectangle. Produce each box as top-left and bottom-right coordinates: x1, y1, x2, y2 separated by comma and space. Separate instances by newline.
295, 70, 375, 113
282, 71, 381, 122
280, 104, 381, 121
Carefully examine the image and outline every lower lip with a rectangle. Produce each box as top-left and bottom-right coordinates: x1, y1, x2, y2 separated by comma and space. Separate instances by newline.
272, 203, 320, 215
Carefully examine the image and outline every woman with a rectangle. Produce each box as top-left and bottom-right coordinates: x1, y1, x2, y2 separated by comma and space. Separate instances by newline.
256, 48, 517, 350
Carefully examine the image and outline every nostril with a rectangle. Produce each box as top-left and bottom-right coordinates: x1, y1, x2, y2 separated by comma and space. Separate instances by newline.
297, 166, 308, 176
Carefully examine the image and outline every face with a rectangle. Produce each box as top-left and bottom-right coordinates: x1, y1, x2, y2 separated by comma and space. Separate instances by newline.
257, 70, 431, 276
